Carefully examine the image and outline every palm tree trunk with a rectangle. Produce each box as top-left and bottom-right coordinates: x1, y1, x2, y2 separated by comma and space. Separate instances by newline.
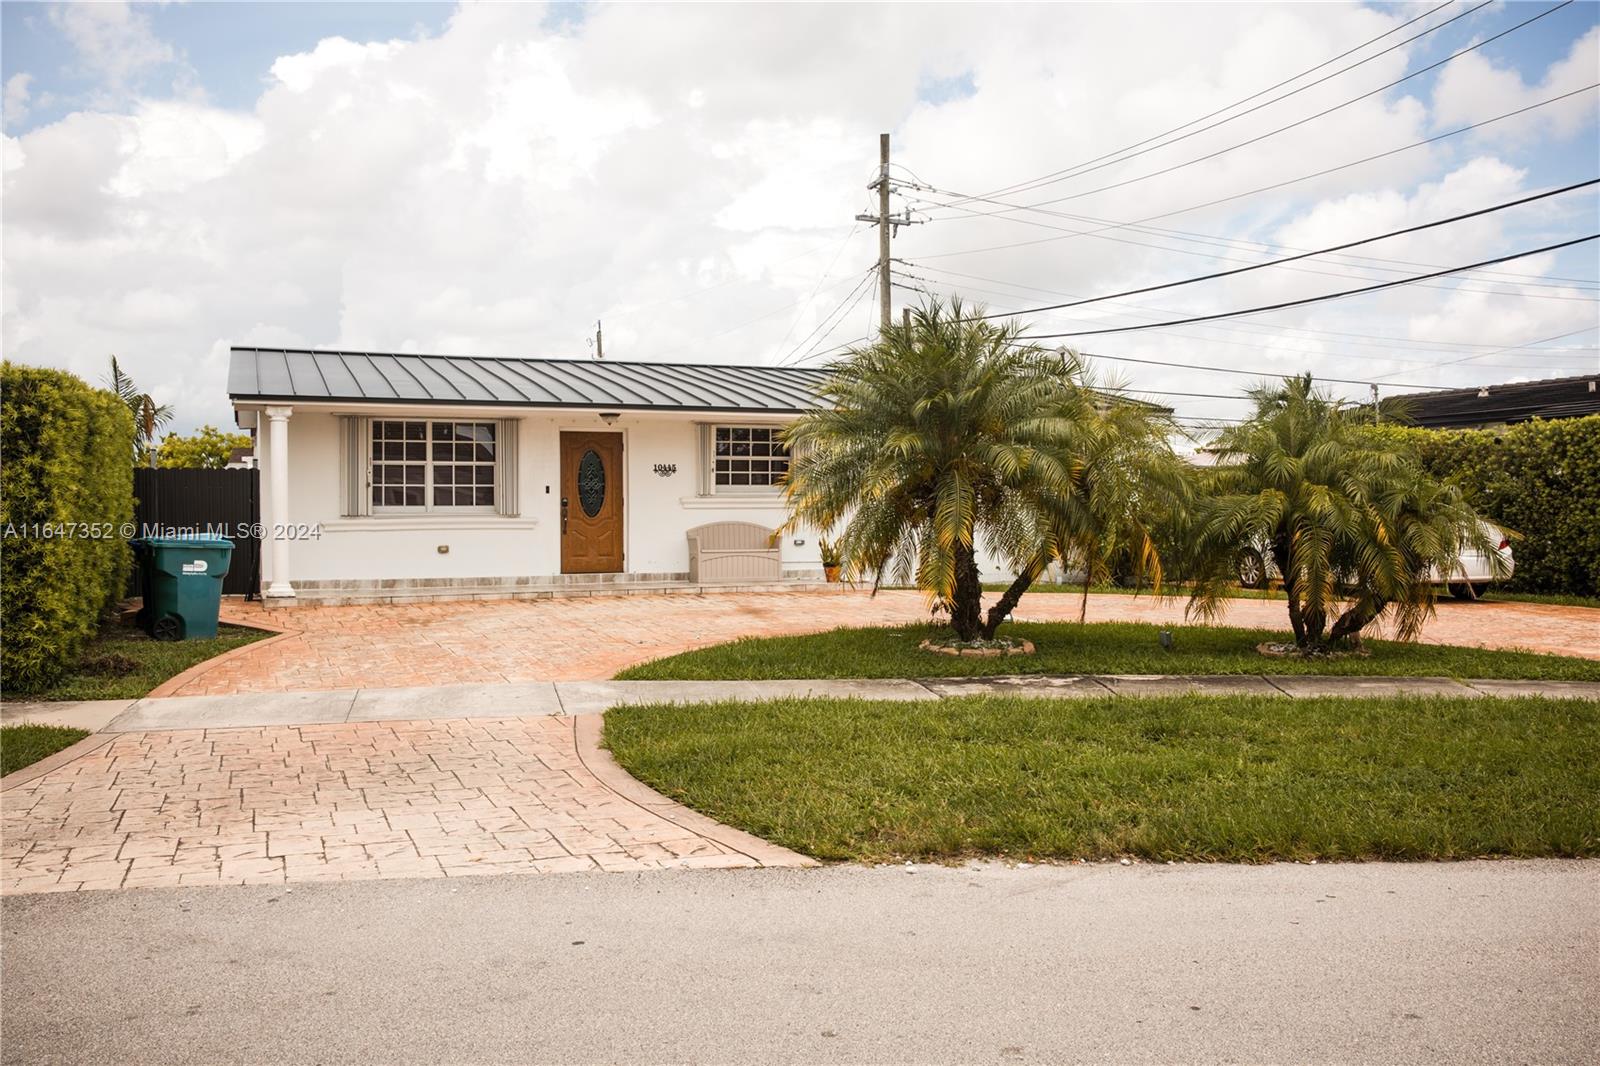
1273, 539, 1310, 646
981, 557, 1044, 639
1328, 602, 1381, 644
950, 541, 984, 641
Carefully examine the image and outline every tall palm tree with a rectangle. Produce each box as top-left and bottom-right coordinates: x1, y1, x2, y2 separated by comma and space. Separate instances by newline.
106, 356, 173, 468
783, 297, 1188, 642
1187, 374, 1505, 649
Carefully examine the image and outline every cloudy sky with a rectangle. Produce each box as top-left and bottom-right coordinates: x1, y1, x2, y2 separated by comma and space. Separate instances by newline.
3, 1, 1597, 436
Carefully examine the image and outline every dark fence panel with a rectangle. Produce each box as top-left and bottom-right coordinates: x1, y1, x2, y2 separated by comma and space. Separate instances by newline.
131, 467, 261, 597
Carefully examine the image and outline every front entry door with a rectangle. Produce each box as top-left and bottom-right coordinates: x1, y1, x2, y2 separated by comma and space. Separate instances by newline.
560, 432, 624, 573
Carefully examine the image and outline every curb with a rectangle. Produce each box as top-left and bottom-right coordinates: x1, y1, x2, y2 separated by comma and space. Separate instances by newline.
571, 714, 817, 869
143, 612, 298, 699
0, 732, 116, 793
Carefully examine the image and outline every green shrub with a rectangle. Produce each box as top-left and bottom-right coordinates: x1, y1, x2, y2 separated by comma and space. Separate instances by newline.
1372, 415, 1600, 597
1, 362, 136, 691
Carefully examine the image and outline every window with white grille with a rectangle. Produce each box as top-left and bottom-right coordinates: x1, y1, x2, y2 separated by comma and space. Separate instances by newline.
711, 425, 789, 492
370, 420, 496, 510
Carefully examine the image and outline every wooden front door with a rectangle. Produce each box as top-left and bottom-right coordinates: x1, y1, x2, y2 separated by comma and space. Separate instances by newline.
560, 432, 624, 574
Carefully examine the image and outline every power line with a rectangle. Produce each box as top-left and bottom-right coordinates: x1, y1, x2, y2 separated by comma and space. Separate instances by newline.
1026, 235, 1600, 339
1072, 349, 1440, 390
913, 83, 1600, 262
1374, 325, 1600, 380
949, 2, 1576, 213
904, 190, 1600, 294
904, 264, 1595, 369
966, 180, 1599, 320
773, 269, 877, 367
938, 0, 1459, 208
766, 224, 866, 361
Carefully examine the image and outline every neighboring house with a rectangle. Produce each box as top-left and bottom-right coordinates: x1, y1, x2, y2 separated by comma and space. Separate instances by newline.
229, 347, 837, 604
1381, 374, 1600, 429
224, 446, 256, 470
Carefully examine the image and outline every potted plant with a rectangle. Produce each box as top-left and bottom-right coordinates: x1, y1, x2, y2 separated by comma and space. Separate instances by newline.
818, 537, 841, 583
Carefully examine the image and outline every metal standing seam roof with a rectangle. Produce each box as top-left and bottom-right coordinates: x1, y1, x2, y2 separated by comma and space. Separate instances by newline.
227, 346, 1176, 415
228, 347, 833, 413
1381, 374, 1600, 428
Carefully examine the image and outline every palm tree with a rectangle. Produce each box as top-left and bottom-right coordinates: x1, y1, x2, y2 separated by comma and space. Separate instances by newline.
783, 297, 1188, 643
1186, 374, 1505, 649
106, 356, 173, 468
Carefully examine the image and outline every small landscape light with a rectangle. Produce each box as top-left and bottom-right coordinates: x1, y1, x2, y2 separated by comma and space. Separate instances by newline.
1158, 629, 1174, 650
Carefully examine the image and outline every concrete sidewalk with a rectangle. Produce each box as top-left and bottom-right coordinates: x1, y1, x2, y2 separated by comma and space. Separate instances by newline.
4, 674, 1596, 735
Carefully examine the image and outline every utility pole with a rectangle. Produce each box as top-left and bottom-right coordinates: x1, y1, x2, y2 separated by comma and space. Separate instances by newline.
1371, 382, 1380, 423
855, 133, 922, 336
595, 320, 604, 360
876, 133, 891, 332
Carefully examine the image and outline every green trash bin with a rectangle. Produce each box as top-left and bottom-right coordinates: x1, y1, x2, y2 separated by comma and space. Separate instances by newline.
132, 537, 235, 641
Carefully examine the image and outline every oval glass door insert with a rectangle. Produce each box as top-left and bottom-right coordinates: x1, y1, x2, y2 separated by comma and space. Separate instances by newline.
577, 449, 606, 517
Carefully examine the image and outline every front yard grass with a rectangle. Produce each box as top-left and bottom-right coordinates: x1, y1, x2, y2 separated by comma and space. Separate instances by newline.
0, 724, 90, 776
605, 694, 1600, 863
615, 621, 1600, 681
6, 622, 271, 702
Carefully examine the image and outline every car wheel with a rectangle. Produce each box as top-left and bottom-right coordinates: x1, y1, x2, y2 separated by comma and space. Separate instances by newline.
1237, 549, 1266, 589
1447, 582, 1477, 601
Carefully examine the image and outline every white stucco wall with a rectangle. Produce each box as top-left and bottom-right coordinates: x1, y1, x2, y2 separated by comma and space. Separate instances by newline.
252, 405, 822, 588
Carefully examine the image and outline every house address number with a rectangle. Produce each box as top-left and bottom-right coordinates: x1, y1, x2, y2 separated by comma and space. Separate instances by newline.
653, 463, 677, 477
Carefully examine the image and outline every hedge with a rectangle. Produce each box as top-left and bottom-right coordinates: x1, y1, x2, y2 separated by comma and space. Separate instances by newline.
1371, 415, 1600, 597
1, 362, 136, 692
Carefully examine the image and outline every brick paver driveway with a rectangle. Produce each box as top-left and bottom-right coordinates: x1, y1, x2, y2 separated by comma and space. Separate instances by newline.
169, 589, 1600, 695
1, 716, 805, 895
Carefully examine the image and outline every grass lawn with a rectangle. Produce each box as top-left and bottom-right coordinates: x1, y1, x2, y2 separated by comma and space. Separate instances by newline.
1482, 590, 1600, 610
605, 694, 1600, 863
982, 582, 1600, 609
0, 724, 91, 776
616, 621, 1600, 682
6, 623, 271, 702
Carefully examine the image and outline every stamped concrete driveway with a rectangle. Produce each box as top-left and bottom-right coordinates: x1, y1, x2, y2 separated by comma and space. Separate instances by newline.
0, 715, 808, 895
165, 589, 1600, 695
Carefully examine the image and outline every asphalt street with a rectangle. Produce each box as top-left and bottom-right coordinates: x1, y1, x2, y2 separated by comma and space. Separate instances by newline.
2, 860, 1595, 1065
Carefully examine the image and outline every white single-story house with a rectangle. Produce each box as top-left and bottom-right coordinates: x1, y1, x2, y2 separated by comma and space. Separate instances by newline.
229, 346, 849, 604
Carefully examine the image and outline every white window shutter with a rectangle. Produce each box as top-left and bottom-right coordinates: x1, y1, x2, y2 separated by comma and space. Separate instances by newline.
496, 418, 520, 516
338, 416, 371, 517
697, 423, 712, 496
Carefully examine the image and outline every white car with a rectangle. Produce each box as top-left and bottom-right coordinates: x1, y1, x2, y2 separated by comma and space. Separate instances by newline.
1235, 522, 1514, 600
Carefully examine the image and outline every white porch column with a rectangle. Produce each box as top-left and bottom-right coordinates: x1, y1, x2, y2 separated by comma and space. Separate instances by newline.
263, 405, 296, 602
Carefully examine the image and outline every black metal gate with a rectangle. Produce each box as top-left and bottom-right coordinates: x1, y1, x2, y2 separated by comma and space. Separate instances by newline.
132, 467, 261, 597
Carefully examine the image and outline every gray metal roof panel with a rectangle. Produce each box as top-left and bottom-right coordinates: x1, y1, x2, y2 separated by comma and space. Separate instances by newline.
228, 347, 831, 412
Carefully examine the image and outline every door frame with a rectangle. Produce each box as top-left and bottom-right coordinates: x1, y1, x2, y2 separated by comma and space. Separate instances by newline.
558, 429, 626, 574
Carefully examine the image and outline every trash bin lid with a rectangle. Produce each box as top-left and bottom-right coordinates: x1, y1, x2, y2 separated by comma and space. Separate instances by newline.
133, 536, 235, 549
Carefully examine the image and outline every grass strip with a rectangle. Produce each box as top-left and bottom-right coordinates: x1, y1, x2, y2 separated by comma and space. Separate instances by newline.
606, 694, 1600, 863
617, 621, 1600, 681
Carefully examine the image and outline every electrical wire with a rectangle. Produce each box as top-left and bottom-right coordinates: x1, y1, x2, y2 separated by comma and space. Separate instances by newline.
913, 83, 1600, 262
903, 264, 1595, 370
958, 179, 1598, 320
936, 0, 1460, 208
943, 2, 1576, 214
1025, 235, 1600, 339
773, 269, 877, 367
906, 192, 1598, 288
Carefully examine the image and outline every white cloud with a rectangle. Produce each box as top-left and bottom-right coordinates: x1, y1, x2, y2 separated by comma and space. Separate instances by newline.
3, 3, 1597, 433
1431, 24, 1600, 143
47, 1, 178, 92
3, 73, 33, 129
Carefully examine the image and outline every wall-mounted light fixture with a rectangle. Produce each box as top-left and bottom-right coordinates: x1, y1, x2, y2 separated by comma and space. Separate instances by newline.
599, 411, 621, 425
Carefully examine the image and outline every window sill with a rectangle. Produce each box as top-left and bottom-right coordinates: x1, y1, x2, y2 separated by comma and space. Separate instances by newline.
322, 516, 537, 532
679, 495, 789, 510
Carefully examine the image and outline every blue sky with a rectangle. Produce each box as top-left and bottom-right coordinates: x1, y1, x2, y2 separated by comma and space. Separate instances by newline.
3, 2, 1596, 432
